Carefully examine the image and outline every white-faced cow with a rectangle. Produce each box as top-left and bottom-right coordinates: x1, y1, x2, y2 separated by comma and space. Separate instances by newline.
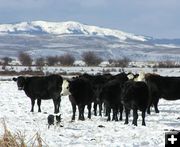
61, 77, 95, 121
13, 74, 63, 113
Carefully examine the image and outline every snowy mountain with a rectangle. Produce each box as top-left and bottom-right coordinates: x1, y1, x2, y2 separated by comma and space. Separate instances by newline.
0, 21, 180, 61
0, 21, 147, 41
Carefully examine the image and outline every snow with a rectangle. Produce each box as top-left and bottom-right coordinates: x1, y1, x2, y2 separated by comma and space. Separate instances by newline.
0, 21, 147, 41
155, 44, 179, 48
0, 68, 180, 146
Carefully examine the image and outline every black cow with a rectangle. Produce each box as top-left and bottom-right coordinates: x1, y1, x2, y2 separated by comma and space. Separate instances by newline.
61, 77, 95, 121
145, 73, 180, 114
85, 74, 109, 116
13, 74, 63, 113
121, 81, 150, 126
99, 72, 128, 121
92, 74, 111, 116
78, 73, 111, 116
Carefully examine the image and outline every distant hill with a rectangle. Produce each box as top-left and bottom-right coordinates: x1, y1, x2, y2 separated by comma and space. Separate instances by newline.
0, 21, 180, 61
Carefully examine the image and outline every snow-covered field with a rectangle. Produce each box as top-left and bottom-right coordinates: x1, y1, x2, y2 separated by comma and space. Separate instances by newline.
0, 68, 180, 146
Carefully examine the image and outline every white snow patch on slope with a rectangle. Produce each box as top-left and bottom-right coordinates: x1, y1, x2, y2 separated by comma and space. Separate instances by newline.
0, 21, 147, 41
155, 44, 179, 48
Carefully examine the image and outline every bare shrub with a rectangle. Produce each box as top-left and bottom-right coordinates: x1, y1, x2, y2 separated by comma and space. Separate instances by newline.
35, 57, 45, 66
0, 120, 48, 147
46, 56, 59, 66
0, 120, 26, 147
35, 57, 45, 71
156, 60, 180, 68
2, 57, 12, 66
109, 57, 130, 67
59, 54, 75, 66
0, 70, 44, 76
18, 52, 33, 66
82, 51, 102, 66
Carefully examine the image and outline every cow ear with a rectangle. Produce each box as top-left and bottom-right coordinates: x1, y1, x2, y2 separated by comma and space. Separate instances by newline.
12, 77, 17, 82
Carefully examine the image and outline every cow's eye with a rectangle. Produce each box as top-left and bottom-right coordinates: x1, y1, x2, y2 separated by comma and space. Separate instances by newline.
67, 87, 69, 89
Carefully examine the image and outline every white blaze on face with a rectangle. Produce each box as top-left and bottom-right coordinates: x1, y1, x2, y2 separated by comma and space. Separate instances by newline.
61, 80, 71, 96
135, 71, 145, 81
127, 74, 134, 80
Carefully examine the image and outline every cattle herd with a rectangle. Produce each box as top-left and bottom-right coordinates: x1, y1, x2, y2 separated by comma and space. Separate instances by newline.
12, 71, 180, 126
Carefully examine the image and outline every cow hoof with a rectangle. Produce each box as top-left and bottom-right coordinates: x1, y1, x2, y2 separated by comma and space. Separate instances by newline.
133, 123, 137, 126
155, 110, 159, 113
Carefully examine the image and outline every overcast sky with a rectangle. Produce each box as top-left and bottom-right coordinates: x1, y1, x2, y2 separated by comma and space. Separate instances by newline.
0, 0, 179, 38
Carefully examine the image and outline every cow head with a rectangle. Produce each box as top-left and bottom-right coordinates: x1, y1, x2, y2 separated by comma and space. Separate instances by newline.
127, 73, 134, 80
13, 76, 26, 90
127, 73, 139, 81
134, 71, 145, 81
60, 79, 71, 96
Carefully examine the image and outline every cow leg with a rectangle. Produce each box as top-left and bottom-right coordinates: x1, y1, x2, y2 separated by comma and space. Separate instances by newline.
78, 105, 85, 121
142, 110, 146, 126
103, 103, 108, 116
112, 108, 118, 121
107, 106, 111, 121
81, 105, 85, 120
53, 99, 57, 114
119, 105, 123, 121
147, 106, 151, 115
147, 99, 153, 114
153, 98, 159, 113
37, 99, 41, 112
99, 102, 102, 116
124, 108, 130, 124
71, 103, 76, 121
112, 108, 115, 121
78, 105, 81, 120
93, 103, 97, 116
30, 99, 35, 112
56, 97, 61, 114
58, 97, 61, 113
132, 108, 138, 126
87, 103, 92, 119
53, 98, 61, 114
